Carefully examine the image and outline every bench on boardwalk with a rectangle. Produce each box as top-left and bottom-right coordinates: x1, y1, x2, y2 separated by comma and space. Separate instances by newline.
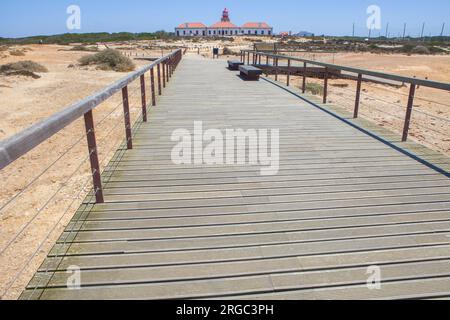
239, 65, 263, 80
228, 60, 244, 70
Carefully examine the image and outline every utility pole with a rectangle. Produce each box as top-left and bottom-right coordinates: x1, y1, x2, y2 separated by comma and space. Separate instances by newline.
385, 22, 389, 38
403, 23, 407, 40
420, 22, 425, 41
352, 22, 355, 37
441, 23, 446, 37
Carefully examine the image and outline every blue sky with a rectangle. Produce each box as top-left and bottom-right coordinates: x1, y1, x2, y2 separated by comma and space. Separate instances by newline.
0, 0, 449, 38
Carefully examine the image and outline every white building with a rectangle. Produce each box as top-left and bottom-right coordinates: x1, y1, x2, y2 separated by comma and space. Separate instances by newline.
175, 9, 273, 37
175, 23, 207, 37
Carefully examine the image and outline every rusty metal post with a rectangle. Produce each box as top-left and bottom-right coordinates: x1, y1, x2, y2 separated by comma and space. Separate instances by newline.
287, 59, 291, 86
323, 68, 328, 104
275, 58, 278, 81
302, 62, 307, 93
83, 110, 104, 203
165, 60, 169, 83
266, 55, 269, 65
162, 61, 166, 88
247, 52, 250, 65
354, 73, 362, 118
122, 86, 133, 149
252, 52, 256, 65
157, 63, 162, 95
258, 55, 261, 65
150, 67, 156, 106
402, 84, 417, 142
140, 75, 147, 122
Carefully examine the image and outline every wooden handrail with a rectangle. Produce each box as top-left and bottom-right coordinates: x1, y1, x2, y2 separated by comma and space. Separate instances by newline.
241, 49, 450, 143
241, 50, 450, 91
0, 49, 182, 170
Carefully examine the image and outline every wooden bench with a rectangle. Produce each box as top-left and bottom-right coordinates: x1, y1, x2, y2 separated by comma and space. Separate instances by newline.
227, 60, 244, 70
239, 65, 263, 80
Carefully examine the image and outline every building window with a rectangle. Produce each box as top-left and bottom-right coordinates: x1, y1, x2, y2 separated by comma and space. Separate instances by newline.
248, 30, 251, 34
261, 30, 264, 35
268, 30, 271, 35
190, 30, 192, 34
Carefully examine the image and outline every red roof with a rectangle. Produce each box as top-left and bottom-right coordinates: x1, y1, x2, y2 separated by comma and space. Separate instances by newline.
210, 21, 238, 28
242, 22, 271, 29
177, 22, 207, 29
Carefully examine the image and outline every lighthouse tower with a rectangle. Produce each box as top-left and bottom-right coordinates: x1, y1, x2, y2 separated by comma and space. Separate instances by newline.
221, 8, 230, 22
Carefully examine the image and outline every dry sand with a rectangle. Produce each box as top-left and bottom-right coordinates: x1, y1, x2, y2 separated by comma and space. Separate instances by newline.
0, 43, 165, 299
0, 41, 449, 299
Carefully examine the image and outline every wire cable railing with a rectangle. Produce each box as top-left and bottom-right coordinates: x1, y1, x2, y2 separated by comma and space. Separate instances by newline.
0, 49, 183, 299
241, 49, 450, 152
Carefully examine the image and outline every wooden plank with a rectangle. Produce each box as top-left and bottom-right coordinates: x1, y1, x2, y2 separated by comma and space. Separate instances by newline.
23, 55, 450, 300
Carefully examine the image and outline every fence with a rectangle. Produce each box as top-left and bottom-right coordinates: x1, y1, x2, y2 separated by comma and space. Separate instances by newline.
240, 50, 450, 148
0, 49, 182, 299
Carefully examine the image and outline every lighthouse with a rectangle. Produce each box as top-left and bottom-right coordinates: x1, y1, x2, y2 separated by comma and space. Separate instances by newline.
175, 8, 273, 37
221, 8, 230, 22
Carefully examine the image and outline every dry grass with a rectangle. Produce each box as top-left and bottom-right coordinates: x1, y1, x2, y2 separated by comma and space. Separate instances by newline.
0, 61, 48, 78
79, 49, 135, 72
9, 50, 25, 57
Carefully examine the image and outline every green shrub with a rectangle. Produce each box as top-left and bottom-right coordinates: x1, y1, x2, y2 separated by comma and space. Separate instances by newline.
305, 83, 324, 96
79, 49, 135, 72
222, 47, 235, 55
411, 45, 430, 54
0, 60, 48, 78
70, 45, 98, 52
0, 60, 48, 73
9, 50, 25, 56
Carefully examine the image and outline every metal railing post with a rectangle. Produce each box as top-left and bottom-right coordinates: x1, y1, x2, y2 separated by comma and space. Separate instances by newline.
162, 61, 166, 88
323, 68, 328, 104
122, 86, 133, 149
157, 63, 162, 95
275, 57, 278, 81
150, 67, 156, 106
287, 59, 291, 86
140, 75, 147, 122
302, 62, 307, 93
402, 84, 417, 142
354, 73, 362, 118
83, 110, 104, 204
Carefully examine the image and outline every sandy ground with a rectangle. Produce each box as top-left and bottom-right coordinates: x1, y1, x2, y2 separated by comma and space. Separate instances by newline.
0, 43, 166, 299
0, 40, 449, 299
266, 52, 450, 154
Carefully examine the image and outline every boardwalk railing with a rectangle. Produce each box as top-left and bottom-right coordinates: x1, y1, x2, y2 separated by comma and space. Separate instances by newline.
0, 49, 183, 204
241, 50, 450, 143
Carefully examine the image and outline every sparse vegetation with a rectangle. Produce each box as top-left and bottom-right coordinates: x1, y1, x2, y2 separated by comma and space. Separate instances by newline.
69, 45, 99, 52
222, 47, 236, 55
9, 50, 26, 56
305, 83, 324, 96
411, 45, 431, 55
0, 60, 48, 78
79, 49, 135, 72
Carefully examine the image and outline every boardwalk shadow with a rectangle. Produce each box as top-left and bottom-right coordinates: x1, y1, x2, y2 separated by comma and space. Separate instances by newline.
236, 74, 260, 81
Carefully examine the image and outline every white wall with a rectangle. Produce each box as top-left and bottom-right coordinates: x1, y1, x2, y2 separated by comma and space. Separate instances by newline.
175, 28, 207, 37
176, 28, 273, 37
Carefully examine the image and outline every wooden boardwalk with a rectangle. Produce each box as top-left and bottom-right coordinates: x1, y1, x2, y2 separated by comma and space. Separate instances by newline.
22, 55, 450, 300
